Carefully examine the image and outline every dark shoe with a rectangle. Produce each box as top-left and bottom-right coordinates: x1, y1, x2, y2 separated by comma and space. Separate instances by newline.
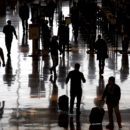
118, 124, 122, 128
106, 124, 114, 129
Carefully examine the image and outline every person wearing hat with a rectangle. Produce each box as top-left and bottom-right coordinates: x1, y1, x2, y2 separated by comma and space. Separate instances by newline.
3, 20, 17, 56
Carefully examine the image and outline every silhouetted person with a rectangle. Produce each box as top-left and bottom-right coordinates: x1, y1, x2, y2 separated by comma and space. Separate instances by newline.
46, 0, 56, 26
3, 20, 17, 56
41, 19, 51, 56
19, 2, 29, 31
49, 36, 61, 82
66, 63, 86, 115
70, 2, 79, 43
0, 47, 5, 67
94, 35, 108, 75
58, 20, 69, 57
102, 76, 122, 129
122, 34, 129, 53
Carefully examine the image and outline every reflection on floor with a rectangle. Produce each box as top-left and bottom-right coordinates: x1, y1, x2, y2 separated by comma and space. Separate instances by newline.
0, 1, 130, 130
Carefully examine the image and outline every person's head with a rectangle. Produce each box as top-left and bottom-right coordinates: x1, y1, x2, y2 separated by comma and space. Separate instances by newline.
75, 63, 80, 70
98, 34, 101, 39
7, 20, 11, 25
52, 35, 58, 41
108, 76, 115, 85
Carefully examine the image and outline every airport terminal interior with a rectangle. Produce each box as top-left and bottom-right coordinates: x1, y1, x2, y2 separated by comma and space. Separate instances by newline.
0, 0, 130, 130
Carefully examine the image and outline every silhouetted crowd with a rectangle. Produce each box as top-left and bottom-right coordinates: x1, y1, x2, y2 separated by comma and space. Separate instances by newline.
0, 0, 129, 129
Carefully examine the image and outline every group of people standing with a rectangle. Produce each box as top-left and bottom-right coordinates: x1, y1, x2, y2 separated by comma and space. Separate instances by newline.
65, 63, 122, 129
0, 2, 123, 129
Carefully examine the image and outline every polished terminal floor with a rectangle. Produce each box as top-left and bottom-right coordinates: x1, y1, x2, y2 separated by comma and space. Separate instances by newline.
0, 1, 130, 130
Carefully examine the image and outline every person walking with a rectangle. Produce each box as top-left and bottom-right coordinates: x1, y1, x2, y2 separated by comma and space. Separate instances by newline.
49, 36, 61, 82
70, 2, 79, 43
66, 63, 86, 115
94, 34, 108, 75
19, 2, 29, 31
57, 20, 69, 57
3, 20, 17, 56
102, 76, 122, 129
46, 0, 56, 26
41, 19, 51, 56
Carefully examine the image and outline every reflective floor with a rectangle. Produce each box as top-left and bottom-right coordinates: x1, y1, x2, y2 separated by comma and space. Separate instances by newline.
0, 1, 130, 130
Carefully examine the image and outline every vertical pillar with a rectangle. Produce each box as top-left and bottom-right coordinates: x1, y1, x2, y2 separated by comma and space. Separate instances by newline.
29, 24, 40, 56
0, 0, 6, 15
32, 39, 39, 55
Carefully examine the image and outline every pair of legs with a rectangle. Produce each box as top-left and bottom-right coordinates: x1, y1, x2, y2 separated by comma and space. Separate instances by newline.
59, 42, 66, 57
107, 103, 122, 128
21, 19, 28, 31
5, 38, 12, 56
50, 55, 58, 77
70, 90, 82, 115
72, 24, 79, 43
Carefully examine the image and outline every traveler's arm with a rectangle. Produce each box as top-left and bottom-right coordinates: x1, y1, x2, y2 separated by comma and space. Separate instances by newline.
14, 31, 18, 39
102, 86, 107, 100
82, 73, 86, 83
66, 73, 70, 84
13, 27, 17, 39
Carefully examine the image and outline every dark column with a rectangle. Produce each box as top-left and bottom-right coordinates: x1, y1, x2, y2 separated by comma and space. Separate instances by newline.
0, 0, 6, 15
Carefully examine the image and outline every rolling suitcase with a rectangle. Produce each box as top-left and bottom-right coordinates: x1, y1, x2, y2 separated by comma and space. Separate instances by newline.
58, 95, 69, 112
89, 107, 105, 124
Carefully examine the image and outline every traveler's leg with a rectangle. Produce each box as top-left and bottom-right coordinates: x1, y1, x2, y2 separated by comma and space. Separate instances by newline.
106, 103, 114, 129
76, 91, 82, 114
114, 105, 122, 128
70, 93, 75, 114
